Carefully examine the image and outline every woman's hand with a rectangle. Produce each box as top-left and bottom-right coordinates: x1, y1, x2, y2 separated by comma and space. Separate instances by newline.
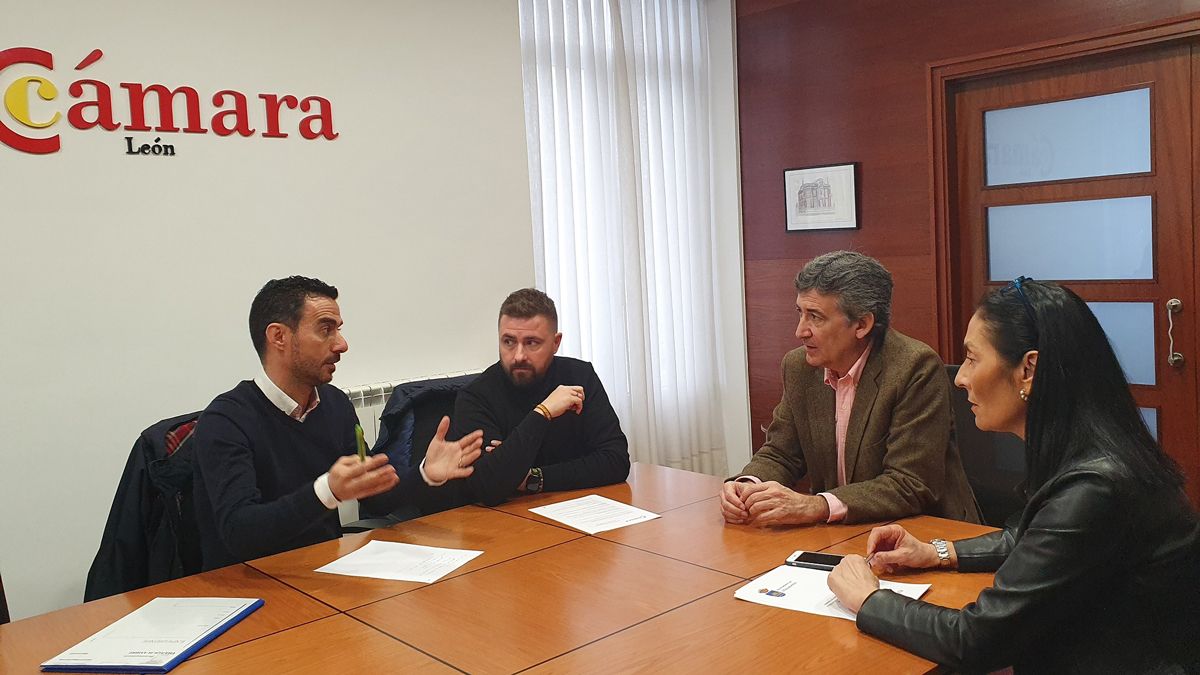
865, 524, 942, 573
828, 555, 879, 614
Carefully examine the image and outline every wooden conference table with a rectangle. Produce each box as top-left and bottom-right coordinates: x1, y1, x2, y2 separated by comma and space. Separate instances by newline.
1, 463, 997, 674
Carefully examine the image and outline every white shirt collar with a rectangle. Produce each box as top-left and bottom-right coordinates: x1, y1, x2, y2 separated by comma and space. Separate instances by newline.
254, 368, 320, 421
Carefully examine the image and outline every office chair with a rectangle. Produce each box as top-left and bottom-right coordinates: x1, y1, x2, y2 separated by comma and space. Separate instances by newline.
946, 364, 1027, 527
344, 372, 480, 531
85, 413, 203, 601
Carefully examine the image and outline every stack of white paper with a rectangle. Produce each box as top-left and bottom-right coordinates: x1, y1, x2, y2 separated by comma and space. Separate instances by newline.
528, 494, 660, 534
315, 541, 483, 583
735, 565, 930, 621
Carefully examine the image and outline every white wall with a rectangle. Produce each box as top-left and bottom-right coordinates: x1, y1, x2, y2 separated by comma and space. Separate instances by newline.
0, 0, 533, 619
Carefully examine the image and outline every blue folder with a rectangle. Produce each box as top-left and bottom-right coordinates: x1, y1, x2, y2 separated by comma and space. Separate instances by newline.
41, 598, 264, 673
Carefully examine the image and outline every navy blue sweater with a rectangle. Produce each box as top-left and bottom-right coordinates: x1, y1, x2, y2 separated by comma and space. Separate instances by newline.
442, 356, 630, 507
193, 380, 421, 569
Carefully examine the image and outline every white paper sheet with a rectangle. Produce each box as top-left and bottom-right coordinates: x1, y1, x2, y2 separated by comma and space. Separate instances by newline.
315, 540, 483, 583
41, 597, 261, 670
527, 494, 660, 534
735, 565, 930, 621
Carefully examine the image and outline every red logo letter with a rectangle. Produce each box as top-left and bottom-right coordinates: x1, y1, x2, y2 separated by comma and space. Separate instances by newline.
0, 47, 60, 154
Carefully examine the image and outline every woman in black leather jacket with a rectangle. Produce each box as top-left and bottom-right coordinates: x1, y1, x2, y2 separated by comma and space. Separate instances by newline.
828, 279, 1200, 674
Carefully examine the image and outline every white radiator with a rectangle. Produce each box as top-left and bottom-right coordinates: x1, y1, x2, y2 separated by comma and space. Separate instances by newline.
341, 370, 480, 447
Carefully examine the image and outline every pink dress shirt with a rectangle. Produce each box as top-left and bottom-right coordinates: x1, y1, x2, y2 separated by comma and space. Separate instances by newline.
738, 344, 872, 523
817, 343, 872, 522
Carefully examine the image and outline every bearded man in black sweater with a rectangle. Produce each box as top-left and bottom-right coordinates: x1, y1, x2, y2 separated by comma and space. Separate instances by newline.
193, 276, 483, 569
438, 288, 630, 508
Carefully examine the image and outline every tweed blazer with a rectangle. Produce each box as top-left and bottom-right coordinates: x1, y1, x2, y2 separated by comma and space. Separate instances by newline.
739, 329, 980, 524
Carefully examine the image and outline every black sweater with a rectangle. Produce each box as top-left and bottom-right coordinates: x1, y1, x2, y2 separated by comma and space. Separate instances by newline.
193, 381, 421, 569
442, 356, 630, 507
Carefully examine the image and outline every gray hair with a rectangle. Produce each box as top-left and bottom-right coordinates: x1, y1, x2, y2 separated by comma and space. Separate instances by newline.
794, 250, 893, 344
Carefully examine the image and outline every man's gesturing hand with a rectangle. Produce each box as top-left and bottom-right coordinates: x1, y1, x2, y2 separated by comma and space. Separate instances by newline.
423, 416, 484, 484
329, 453, 399, 501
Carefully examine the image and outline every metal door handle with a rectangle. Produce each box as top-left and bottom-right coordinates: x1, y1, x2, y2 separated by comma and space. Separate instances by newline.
1166, 299, 1184, 368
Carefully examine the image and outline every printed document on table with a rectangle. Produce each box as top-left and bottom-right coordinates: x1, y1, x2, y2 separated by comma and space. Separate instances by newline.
528, 494, 660, 534
315, 540, 483, 583
41, 597, 263, 672
735, 565, 930, 621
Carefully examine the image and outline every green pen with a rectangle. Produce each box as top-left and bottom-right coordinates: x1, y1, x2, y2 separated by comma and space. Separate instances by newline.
355, 424, 367, 463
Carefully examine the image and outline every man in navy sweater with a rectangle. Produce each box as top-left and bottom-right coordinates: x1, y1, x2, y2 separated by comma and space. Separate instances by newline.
193, 276, 483, 569
439, 288, 630, 508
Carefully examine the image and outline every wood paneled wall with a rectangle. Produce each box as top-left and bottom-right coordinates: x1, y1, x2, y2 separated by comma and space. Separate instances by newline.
735, 0, 1200, 452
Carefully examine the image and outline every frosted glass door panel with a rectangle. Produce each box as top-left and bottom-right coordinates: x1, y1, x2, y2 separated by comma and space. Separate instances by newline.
985, 88, 1150, 185
1087, 302, 1156, 385
988, 196, 1153, 281
1139, 408, 1159, 441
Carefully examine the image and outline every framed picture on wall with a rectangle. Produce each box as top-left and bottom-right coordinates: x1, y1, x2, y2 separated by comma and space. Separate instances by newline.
783, 162, 859, 232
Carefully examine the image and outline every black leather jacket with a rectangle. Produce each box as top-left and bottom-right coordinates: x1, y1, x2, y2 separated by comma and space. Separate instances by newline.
857, 453, 1200, 674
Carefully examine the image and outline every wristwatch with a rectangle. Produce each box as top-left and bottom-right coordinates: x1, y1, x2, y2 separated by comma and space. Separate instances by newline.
931, 538, 951, 568
524, 467, 544, 494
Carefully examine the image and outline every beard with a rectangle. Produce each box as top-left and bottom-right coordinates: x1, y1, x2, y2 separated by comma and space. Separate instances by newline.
503, 363, 545, 389
292, 345, 338, 386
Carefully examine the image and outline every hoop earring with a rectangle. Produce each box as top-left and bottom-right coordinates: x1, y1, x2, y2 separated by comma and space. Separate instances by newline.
1018, 388, 1028, 402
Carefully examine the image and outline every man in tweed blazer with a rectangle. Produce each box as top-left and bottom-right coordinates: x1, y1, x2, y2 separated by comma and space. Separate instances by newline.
723, 251, 980, 526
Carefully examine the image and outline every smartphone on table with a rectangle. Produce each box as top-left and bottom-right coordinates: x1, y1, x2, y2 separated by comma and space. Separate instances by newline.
785, 550, 844, 571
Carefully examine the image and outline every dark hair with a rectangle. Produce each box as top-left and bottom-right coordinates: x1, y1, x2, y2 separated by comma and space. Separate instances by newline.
499, 288, 558, 331
794, 250, 893, 345
976, 280, 1183, 492
249, 276, 339, 358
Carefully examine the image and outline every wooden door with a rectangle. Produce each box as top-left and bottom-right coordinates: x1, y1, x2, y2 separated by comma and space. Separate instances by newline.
949, 42, 1199, 502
